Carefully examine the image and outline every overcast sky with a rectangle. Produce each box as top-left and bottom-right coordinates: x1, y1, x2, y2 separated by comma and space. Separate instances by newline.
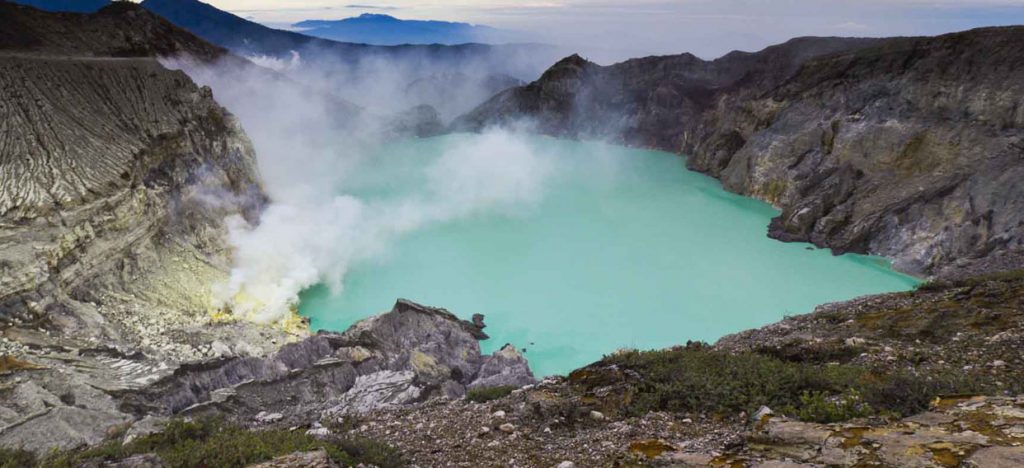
208, 0, 1024, 62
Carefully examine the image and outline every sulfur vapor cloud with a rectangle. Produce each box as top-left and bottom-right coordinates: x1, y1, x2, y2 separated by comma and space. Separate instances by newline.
166, 54, 553, 323
216, 131, 551, 322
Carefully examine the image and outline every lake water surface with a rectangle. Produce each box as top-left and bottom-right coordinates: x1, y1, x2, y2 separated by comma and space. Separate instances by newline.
299, 134, 919, 376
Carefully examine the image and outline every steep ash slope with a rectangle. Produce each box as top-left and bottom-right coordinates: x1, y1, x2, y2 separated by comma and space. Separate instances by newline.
0, 52, 265, 314
0, 2, 280, 450
455, 28, 1024, 277
0, 0, 262, 333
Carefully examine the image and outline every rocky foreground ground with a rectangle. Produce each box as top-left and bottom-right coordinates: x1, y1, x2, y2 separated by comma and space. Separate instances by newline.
316, 270, 1024, 467
2, 271, 1020, 467
344, 386, 1024, 467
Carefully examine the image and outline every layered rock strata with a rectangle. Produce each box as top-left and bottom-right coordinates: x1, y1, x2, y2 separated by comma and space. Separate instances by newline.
0, 2, 283, 451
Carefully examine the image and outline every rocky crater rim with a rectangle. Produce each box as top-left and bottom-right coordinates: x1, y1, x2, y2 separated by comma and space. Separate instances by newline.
452, 25, 1024, 280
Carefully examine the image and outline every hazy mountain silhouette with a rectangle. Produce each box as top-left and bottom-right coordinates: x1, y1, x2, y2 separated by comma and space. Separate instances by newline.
136, 0, 555, 79
7, 0, 109, 13
294, 13, 520, 45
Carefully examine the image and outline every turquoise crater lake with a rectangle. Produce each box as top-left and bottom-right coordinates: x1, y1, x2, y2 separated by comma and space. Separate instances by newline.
299, 134, 919, 377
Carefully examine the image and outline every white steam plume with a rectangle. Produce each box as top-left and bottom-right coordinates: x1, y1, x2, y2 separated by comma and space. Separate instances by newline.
244, 50, 303, 72
164, 54, 553, 323
214, 131, 552, 322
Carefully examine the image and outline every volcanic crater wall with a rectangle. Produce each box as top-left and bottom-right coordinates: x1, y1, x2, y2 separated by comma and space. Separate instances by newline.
455, 29, 1024, 277
0, 53, 263, 334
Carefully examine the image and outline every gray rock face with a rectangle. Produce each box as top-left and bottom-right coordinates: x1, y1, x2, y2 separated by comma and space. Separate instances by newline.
469, 343, 536, 389
0, 54, 263, 322
0, 299, 535, 453
124, 300, 535, 423
0, 3, 283, 453
340, 299, 490, 385
0, 0, 267, 343
454, 28, 1024, 277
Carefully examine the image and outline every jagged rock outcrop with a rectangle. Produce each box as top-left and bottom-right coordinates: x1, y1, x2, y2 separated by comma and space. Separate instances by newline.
119, 300, 534, 425
0, 300, 535, 455
0, 300, 535, 453
470, 343, 535, 390
454, 28, 1024, 277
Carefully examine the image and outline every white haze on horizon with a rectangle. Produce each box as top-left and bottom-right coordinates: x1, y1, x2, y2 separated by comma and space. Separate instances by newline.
208, 0, 1024, 63
165, 56, 555, 323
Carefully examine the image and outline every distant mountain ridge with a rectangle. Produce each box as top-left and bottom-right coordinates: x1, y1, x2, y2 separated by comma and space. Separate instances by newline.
136, 0, 555, 80
293, 13, 519, 45
5, 0, 108, 13
139, 0, 321, 57
7, 0, 528, 51
1, 0, 227, 61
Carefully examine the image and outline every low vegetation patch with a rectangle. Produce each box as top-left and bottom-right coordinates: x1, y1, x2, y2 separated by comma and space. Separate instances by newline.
600, 347, 990, 423
0, 448, 38, 468
754, 340, 866, 364
29, 418, 402, 468
916, 268, 1024, 292
787, 390, 873, 423
467, 385, 517, 403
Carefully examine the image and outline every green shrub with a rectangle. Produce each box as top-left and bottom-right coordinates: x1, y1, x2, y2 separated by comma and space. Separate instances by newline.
754, 341, 866, 364
598, 348, 990, 423
0, 448, 37, 468
856, 371, 989, 418
43, 418, 403, 468
787, 390, 873, 423
916, 268, 1024, 292
467, 385, 517, 403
